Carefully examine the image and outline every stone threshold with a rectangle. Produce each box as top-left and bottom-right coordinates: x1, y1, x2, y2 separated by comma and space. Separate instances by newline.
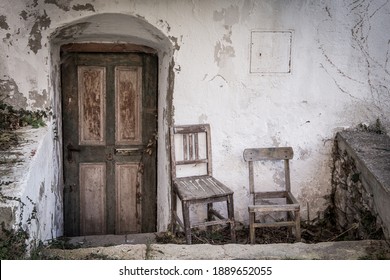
43, 239, 390, 260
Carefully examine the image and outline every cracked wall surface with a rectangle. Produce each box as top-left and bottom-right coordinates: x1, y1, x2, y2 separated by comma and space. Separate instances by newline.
0, 0, 389, 239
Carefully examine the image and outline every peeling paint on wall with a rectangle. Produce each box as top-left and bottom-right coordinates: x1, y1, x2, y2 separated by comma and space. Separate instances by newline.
28, 10, 51, 54
51, 22, 91, 41
29, 89, 49, 109
213, 5, 238, 67
39, 182, 45, 201
157, 19, 171, 33
214, 41, 235, 66
2, 33, 12, 47
0, 15, 10, 30
19, 11, 28, 21
213, 5, 239, 26
240, 0, 255, 22
44, 0, 72, 11
0, 78, 28, 109
30, 0, 39, 8
167, 58, 175, 124
72, 3, 95, 12
169, 36, 180, 51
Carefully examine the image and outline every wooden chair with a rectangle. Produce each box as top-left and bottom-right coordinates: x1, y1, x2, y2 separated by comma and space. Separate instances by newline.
243, 147, 301, 244
170, 124, 236, 244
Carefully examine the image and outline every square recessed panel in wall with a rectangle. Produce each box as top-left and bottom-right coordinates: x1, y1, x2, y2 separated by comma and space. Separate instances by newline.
250, 31, 292, 74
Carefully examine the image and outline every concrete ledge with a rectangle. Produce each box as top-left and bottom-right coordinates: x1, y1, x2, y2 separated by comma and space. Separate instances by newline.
44, 244, 147, 260
335, 131, 390, 238
149, 241, 389, 260
336, 131, 390, 193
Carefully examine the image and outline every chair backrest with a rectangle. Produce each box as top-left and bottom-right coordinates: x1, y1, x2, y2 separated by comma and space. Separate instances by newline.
243, 147, 294, 194
170, 124, 212, 179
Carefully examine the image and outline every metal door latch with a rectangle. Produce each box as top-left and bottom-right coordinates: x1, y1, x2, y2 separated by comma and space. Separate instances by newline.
115, 147, 142, 156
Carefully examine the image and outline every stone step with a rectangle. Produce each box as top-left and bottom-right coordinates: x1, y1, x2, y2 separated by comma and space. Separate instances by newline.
43, 239, 390, 260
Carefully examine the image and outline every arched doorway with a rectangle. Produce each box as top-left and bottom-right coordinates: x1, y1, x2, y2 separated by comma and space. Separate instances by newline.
49, 13, 173, 236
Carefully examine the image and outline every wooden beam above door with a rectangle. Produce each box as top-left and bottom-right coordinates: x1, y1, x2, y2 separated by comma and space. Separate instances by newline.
61, 43, 157, 54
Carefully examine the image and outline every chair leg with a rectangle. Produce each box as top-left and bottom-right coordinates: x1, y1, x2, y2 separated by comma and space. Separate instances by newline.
249, 212, 255, 244
295, 209, 301, 242
207, 203, 213, 233
227, 194, 236, 242
287, 211, 294, 237
171, 190, 177, 235
182, 200, 192, 245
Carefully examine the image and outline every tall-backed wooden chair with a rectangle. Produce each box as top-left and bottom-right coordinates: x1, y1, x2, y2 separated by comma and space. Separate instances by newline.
243, 147, 301, 244
170, 124, 236, 244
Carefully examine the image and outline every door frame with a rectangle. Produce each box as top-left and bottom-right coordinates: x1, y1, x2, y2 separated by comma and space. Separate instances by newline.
60, 43, 161, 235
49, 13, 176, 235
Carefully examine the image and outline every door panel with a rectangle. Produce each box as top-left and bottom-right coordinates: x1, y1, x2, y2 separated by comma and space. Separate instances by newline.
62, 52, 157, 236
115, 66, 142, 145
79, 163, 106, 235
115, 163, 140, 234
78, 66, 106, 146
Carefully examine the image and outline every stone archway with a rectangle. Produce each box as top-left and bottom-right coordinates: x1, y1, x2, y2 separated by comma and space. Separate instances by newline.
49, 13, 174, 234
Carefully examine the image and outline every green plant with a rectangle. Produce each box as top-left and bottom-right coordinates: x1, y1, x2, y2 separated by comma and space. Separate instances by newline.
0, 184, 38, 259
0, 100, 49, 150
0, 226, 29, 259
45, 237, 80, 250
0, 102, 47, 130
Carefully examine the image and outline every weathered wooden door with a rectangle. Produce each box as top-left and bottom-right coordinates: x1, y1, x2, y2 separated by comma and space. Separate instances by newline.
62, 51, 157, 236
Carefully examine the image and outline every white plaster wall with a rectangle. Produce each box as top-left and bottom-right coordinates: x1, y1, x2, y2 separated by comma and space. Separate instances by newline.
20, 126, 63, 242
0, 127, 62, 243
1, 0, 389, 237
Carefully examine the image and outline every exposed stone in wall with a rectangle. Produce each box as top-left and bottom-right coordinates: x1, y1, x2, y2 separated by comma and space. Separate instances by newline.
29, 89, 49, 109
44, 0, 72, 11
0, 78, 28, 109
72, 3, 95, 12
332, 131, 389, 239
28, 10, 51, 54
0, 15, 10, 30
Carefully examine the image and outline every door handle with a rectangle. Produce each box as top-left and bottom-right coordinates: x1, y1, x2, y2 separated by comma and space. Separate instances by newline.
67, 143, 80, 162
115, 148, 142, 156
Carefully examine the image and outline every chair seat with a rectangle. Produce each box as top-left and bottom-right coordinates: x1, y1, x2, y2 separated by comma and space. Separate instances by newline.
173, 175, 233, 201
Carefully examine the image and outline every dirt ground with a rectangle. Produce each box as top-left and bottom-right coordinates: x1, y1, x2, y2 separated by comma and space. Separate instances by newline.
155, 218, 385, 245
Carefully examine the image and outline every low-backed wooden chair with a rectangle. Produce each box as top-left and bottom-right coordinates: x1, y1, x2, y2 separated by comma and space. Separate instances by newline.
243, 147, 301, 244
170, 124, 236, 244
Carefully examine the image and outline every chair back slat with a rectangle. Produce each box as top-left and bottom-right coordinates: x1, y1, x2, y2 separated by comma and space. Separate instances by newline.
188, 133, 194, 160
170, 124, 212, 178
243, 147, 293, 161
183, 134, 188, 161
194, 133, 199, 160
